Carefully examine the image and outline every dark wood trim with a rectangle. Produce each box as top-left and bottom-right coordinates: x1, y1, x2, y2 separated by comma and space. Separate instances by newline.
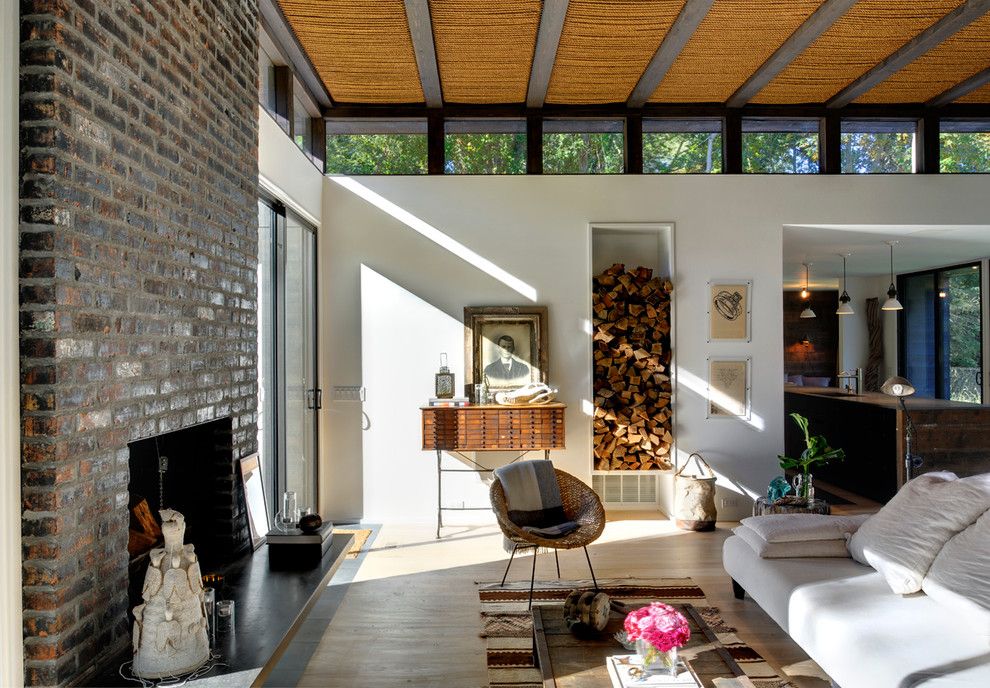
723, 110, 742, 173
274, 65, 293, 133
259, 0, 335, 109
624, 113, 643, 173
919, 112, 941, 174
828, 0, 990, 109
527, 113, 543, 174
404, 0, 443, 108
727, 0, 858, 107
526, 0, 568, 108
929, 66, 990, 107
627, 0, 715, 108
820, 112, 841, 174
427, 110, 444, 174
309, 117, 326, 172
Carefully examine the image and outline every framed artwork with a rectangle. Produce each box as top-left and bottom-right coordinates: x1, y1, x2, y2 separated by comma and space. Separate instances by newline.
708, 280, 751, 342
464, 306, 548, 393
238, 454, 269, 549
707, 356, 751, 420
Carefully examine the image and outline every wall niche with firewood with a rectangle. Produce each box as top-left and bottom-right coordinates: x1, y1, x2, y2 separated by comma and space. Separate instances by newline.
591, 225, 674, 472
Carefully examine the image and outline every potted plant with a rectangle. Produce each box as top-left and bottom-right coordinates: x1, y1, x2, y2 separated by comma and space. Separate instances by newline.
777, 412, 845, 502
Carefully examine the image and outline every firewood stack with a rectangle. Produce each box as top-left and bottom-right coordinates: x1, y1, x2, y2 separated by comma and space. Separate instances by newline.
592, 264, 673, 470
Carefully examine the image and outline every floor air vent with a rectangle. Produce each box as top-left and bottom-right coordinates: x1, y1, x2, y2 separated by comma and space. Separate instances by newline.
592, 473, 658, 505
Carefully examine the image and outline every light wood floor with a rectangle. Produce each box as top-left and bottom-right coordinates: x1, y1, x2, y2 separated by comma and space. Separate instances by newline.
295, 507, 871, 688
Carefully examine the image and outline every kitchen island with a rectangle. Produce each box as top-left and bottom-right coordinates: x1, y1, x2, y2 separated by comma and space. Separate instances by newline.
784, 386, 990, 502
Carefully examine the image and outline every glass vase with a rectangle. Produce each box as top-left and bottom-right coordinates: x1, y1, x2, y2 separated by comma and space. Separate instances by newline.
793, 473, 814, 504
635, 639, 678, 676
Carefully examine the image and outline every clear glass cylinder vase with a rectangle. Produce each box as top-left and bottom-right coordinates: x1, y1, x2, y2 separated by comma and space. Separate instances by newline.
635, 639, 678, 676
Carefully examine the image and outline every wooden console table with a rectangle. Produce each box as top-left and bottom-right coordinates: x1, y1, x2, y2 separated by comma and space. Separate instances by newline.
421, 403, 566, 538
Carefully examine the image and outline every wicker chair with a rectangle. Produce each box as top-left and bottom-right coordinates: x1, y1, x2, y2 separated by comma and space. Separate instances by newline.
490, 467, 606, 608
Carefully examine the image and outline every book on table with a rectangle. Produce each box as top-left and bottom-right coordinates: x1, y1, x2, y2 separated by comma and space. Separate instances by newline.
427, 397, 469, 407
606, 654, 700, 688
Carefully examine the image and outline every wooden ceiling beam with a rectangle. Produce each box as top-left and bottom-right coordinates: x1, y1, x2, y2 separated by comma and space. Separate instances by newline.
929, 66, 990, 107
828, 0, 990, 109
726, 0, 858, 108
627, 0, 716, 109
526, 0, 569, 108
404, 0, 443, 108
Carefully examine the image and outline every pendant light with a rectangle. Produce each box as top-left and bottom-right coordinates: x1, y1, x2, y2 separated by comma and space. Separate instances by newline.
882, 241, 903, 311
836, 254, 854, 315
800, 263, 816, 319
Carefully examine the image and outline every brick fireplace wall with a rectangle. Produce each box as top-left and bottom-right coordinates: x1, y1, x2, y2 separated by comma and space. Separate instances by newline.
19, 0, 259, 684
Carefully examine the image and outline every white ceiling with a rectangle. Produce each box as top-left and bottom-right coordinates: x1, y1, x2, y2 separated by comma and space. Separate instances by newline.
782, 224, 990, 290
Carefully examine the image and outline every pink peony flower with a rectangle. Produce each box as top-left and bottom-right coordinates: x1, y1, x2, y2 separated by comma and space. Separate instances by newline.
622, 602, 691, 653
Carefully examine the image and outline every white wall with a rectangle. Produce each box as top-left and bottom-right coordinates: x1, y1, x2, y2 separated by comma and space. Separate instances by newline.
838, 275, 900, 381
2, 0, 23, 683
319, 174, 990, 523
258, 110, 323, 225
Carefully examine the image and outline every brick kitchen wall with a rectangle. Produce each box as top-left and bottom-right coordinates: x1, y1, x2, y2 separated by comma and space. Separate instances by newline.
783, 290, 839, 381
19, 0, 259, 684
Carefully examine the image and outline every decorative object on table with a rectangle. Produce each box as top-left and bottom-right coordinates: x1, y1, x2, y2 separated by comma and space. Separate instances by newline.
673, 453, 717, 532
434, 352, 455, 399
203, 587, 216, 645
266, 519, 335, 569
238, 453, 269, 550
132, 509, 210, 679
618, 602, 691, 677
298, 512, 323, 533
881, 375, 922, 482
563, 589, 612, 635
493, 381, 557, 405
752, 495, 831, 516
707, 279, 752, 341
592, 263, 674, 471
215, 599, 235, 634
427, 395, 468, 407
707, 357, 751, 420
766, 475, 792, 503
464, 305, 548, 393
274, 490, 299, 531
778, 412, 845, 503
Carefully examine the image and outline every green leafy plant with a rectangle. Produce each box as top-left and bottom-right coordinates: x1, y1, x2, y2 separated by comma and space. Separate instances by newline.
778, 412, 845, 477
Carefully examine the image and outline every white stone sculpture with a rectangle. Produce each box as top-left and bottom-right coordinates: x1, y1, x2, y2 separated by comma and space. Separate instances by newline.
493, 382, 557, 405
132, 509, 209, 678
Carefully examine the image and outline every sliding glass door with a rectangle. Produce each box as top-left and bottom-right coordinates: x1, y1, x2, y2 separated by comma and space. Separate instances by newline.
258, 199, 319, 518
899, 263, 982, 403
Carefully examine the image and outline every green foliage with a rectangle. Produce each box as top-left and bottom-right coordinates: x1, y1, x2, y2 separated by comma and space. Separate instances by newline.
840, 133, 913, 173
946, 267, 981, 369
940, 132, 990, 173
543, 132, 624, 174
325, 134, 428, 175
778, 412, 845, 476
742, 133, 819, 173
444, 133, 526, 174
643, 133, 722, 173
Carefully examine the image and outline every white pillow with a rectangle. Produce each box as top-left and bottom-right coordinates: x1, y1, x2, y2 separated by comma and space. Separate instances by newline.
922, 508, 990, 639
734, 525, 850, 559
740, 513, 869, 543
848, 472, 990, 594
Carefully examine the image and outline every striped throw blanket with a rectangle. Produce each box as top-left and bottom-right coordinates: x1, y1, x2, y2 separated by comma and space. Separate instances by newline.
494, 461, 577, 538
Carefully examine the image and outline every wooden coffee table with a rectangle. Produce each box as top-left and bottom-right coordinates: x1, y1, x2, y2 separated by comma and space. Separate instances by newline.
532, 602, 745, 688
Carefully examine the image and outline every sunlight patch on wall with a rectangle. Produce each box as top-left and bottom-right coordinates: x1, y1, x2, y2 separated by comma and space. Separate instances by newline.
674, 364, 766, 432
330, 176, 537, 301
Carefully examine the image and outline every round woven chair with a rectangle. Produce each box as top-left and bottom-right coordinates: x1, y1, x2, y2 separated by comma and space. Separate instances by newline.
490, 468, 606, 607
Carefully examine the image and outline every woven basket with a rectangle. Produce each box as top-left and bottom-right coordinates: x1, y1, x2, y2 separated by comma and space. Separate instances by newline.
673, 453, 717, 532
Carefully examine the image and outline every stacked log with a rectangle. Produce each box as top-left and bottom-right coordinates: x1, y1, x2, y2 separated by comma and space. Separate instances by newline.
592, 264, 673, 470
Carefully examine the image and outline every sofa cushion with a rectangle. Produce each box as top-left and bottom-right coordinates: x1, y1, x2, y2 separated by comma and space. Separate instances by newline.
741, 513, 868, 543
923, 508, 990, 640
848, 472, 990, 594
734, 525, 850, 558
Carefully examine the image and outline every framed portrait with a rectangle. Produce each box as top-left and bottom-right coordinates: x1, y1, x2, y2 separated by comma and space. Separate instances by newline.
707, 280, 751, 342
238, 454, 269, 549
707, 356, 751, 420
464, 306, 548, 393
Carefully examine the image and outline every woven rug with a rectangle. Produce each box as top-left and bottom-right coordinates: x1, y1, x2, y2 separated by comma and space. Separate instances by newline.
478, 578, 796, 688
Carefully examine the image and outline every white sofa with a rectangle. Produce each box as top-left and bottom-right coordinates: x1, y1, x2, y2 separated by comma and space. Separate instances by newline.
723, 472, 990, 688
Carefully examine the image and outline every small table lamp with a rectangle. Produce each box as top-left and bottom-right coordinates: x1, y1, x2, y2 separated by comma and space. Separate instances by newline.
880, 375, 921, 483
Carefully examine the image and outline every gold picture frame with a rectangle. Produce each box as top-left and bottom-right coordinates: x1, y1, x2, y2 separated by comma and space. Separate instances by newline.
464, 306, 548, 393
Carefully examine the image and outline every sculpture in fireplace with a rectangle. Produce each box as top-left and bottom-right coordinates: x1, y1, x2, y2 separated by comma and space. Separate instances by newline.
132, 509, 210, 678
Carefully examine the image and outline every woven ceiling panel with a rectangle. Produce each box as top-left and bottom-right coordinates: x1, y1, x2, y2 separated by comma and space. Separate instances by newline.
955, 82, 990, 104
855, 14, 990, 104
546, 0, 686, 104
278, 0, 423, 103
430, 0, 541, 103
650, 0, 824, 103
752, 0, 965, 104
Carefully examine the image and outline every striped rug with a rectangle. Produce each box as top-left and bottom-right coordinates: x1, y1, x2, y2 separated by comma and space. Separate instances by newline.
478, 578, 796, 688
